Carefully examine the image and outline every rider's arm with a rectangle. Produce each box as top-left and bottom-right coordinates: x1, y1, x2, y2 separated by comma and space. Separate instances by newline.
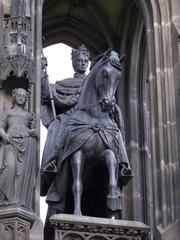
52, 80, 80, 110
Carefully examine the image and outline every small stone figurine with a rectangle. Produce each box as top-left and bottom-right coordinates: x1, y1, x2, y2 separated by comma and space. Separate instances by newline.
0, 88, 37, 211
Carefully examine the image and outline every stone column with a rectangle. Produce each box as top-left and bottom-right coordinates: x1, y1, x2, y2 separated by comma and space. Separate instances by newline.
0, 208, 35, 240
50, 214, 150, 240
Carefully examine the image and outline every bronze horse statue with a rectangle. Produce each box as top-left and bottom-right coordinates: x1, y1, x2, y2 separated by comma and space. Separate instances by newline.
44, 49, 132, 220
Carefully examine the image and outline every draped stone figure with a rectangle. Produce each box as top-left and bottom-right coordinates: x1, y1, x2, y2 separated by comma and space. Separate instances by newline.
0, 88, 37, 211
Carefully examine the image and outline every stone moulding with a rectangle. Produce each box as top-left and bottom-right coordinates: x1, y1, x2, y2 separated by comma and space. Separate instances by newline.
50, 214, 150, 240
0, 207, 35, 240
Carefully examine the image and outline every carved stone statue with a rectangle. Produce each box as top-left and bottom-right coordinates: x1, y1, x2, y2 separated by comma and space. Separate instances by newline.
41, 49, 133, 240
40, 44, 90, 193
0, 88, 37, 211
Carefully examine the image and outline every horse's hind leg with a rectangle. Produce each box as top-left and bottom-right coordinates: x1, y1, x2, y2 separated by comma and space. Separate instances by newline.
104, 149, 122, 211
70, 150, 85, 215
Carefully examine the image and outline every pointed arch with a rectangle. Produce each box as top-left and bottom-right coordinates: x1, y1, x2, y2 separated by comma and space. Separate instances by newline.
41, 1, 180, 239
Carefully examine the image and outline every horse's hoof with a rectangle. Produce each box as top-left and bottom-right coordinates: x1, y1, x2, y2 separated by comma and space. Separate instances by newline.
108, 186, 121, 198
107, 195, 122, 211
74, 210, 82, 216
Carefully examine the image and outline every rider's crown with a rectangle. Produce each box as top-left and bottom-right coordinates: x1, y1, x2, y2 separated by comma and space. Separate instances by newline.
71, 44, 90, 61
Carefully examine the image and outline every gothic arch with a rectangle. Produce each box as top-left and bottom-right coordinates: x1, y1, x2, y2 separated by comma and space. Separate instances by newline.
128, 1, 179, 238
41, 0, 180, 239
116, 1, 154, 229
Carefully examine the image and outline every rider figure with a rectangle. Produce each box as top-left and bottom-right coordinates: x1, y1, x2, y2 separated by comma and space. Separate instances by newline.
40, 45, 90, 196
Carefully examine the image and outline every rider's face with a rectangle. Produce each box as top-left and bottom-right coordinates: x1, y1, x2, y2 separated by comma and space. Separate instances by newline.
73, 53, 89, 74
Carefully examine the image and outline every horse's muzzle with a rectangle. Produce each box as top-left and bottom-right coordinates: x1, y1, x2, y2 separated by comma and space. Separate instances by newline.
101, 98, 115, 111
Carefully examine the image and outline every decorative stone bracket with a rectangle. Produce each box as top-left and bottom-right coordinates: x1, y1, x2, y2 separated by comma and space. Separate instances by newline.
50, 214, 150, 240
0, 55, 34, 82
0, 207, 35, 240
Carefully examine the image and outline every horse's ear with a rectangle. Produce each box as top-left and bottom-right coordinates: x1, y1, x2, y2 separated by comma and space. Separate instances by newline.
90, 48, 112, 70
119, 54, 126, 63
103, 48, 112, 59
90, 53, 104, 70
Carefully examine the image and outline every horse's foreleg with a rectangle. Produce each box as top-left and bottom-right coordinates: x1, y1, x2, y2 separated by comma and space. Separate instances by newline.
70, 150, 85, 215
104, 149, 121, 211
104, 149, 119, 196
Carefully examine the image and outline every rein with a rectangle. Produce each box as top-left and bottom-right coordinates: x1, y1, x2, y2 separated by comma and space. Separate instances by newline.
78, 101, 102, 110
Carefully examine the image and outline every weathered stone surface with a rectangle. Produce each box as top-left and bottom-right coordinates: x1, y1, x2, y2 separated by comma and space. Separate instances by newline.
50, 214, 150, 240
1, 0, 180, 240
0, 14, 34, 82
30, 217, 44, 240
0, 207, 35, 240
0, 1, 43, 240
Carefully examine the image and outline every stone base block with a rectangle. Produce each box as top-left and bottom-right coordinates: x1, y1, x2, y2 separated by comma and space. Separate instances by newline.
50, 214, 150, 240
0, 207, 35, 240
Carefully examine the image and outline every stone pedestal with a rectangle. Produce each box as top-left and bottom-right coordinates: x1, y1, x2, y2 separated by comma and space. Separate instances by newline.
50, 214, 150, 240
0, 207, 35, 240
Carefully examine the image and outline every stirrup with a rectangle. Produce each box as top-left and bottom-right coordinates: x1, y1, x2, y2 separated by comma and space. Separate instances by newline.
43, 162, 57, 173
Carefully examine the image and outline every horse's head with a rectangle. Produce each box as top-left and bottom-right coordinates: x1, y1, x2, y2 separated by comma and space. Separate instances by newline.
91, 49, 125, 112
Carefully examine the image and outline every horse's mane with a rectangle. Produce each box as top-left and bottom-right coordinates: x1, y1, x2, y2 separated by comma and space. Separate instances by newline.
90, 52, 105, 70
90, 49, 126, 72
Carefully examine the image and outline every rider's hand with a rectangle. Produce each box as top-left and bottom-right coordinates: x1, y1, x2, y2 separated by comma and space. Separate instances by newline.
1, 133, 10, 144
